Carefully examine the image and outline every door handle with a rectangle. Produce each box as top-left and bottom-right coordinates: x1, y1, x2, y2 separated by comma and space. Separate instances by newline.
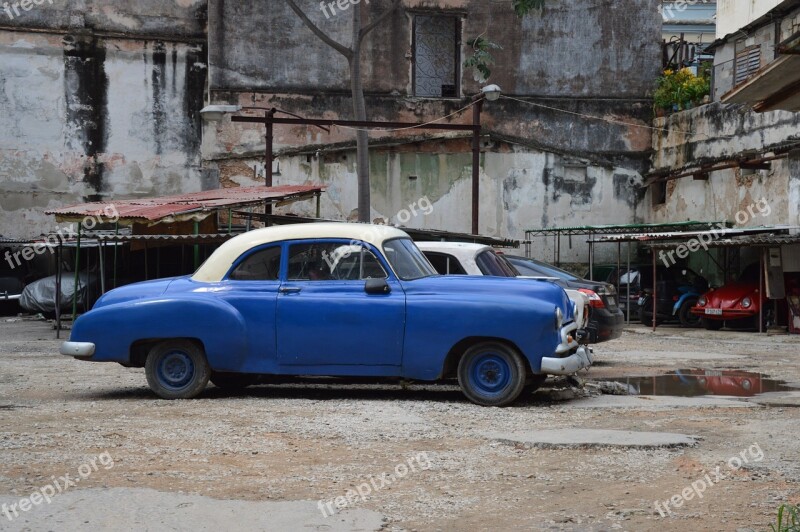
279, 287, 302, 294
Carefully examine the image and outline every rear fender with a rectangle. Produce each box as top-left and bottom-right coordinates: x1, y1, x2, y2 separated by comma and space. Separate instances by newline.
70, 296, 248, 371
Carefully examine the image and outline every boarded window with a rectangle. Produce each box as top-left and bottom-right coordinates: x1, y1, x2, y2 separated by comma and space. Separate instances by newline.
735, 45, 761, 85
413, 15, 459, 98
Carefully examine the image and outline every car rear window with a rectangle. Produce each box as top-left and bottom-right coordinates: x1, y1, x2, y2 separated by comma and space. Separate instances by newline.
475, 251, 517, 277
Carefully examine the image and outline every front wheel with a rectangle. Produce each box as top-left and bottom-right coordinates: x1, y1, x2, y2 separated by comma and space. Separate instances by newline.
145, 340, 210, 399
457, 342, 527, 407
678, 298, 702, 328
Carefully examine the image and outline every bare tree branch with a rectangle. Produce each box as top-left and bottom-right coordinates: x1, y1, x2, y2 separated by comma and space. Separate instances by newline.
285, 0, 353, 59
359, 0, 401, 40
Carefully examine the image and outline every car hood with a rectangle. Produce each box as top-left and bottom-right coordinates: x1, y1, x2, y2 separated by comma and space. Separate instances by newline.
704, 283, 760, 307
406, 275, 574, 321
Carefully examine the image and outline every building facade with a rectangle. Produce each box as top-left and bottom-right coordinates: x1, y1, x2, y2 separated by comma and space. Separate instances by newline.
0, 0, 209, 239
203, 0, 662, 262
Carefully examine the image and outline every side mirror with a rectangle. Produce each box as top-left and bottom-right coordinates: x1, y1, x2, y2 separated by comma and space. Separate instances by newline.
365, 278, 391, 295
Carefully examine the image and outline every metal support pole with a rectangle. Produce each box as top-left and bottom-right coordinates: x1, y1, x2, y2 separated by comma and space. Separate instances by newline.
71, 223, 81, 322
652, 248, 657, 332
265, 109, 276, 215
193, 221, 200, 270
144, 241, 149, 281
316, 192, 321, 218
626, 241, 631, 325
99, 240, 106, 295
589, 236, 594, 281
617, 241, 621, 303
228, 208, 233, 234
471, 99, 484, 235
759, 248, 765, 333
55, 243, 62, 339
112, 222, 118, 289
556, 233, 561, 267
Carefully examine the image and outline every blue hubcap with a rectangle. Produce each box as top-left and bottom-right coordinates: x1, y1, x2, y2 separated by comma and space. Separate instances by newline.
469, 353, 512, 397
157, 351, 195, 390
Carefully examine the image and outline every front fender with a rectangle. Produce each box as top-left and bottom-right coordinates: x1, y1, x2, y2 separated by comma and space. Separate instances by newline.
673, 292, 699, 315
69, 296, 249, 371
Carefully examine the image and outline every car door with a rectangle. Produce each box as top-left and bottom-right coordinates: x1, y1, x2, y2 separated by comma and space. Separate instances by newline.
217, 244, 283, 372
276, 240, 405, 369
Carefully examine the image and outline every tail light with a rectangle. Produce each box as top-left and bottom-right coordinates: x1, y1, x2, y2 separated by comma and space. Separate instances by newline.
578, 288, 605, 309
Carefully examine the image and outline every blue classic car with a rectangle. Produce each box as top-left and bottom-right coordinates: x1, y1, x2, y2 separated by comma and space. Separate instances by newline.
60, 223, 592, 406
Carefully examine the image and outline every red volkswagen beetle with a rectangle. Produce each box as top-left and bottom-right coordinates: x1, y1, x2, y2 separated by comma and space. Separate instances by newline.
691, 263, 765, 330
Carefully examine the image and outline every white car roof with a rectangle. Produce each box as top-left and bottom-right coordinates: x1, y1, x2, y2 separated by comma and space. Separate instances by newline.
193, 223, 409, 282
416, 242, 495, 275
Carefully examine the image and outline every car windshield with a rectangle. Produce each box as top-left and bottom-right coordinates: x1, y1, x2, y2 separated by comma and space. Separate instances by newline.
383, 238, 438, 281
516, 258, 580, 281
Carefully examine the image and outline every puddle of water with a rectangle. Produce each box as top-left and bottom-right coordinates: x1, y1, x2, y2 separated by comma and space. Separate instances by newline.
593, 369, 794, 397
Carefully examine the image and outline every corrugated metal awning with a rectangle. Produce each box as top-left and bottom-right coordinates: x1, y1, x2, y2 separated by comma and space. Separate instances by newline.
45, 185, 324, 226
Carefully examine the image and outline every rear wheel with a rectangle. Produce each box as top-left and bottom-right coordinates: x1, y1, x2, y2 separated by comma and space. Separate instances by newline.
678, 298, 701, 328
145, 340, 210, 399
702, 318, 724, 331
210, 373, 259, 390
457, 342, 527, 407
639, 305, 662, 327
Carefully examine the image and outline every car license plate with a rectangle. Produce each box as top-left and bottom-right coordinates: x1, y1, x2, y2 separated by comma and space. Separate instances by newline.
607, 297, 616, 307
637, 297, 646, 306
705, 308, 723, 316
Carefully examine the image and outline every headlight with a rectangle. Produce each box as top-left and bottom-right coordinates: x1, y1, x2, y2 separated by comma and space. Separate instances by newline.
741, 297, 752, 309
698, 296, 707, 306
555, 307, 564, 329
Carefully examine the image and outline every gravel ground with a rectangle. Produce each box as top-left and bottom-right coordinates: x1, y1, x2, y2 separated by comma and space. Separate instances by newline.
0, 316, 798, 531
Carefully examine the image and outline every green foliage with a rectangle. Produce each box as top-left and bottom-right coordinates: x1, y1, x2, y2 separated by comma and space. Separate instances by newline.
512, 0, 546, 16
464, 37, 503, 83
770, 504, 800, 532
653, 67, 711, 113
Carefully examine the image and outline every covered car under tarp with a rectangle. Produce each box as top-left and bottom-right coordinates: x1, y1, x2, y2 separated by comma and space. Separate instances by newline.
20, 273, 96, 313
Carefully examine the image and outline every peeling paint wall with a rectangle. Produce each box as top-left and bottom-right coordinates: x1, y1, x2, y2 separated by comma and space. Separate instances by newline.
204, 0, 661, 262
648, 104, 800, 229
0, 1, 208, 238
206, 137, 643, 263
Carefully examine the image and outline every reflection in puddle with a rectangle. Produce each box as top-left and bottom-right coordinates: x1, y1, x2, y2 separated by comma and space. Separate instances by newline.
594, 369, 794, 397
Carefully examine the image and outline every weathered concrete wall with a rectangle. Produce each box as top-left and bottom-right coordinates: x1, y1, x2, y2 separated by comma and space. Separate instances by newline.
209, 0, 661, 99
203, 0, 661, 261
0, 0, 206, 38
647, 103, 800, 228
0, 1, 208, 238
205, 137, 642, 262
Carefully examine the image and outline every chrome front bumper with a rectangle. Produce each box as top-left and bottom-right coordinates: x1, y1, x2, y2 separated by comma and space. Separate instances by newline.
555, 321, 580, 354
59, 342, 95, 357
540, 346, 593, 375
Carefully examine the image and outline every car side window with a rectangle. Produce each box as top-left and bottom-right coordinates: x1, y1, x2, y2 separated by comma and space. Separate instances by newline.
229, 246, 282, 281
475, 250, 516, 277
287, 243, 387, 281
423, 252, 467, 275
